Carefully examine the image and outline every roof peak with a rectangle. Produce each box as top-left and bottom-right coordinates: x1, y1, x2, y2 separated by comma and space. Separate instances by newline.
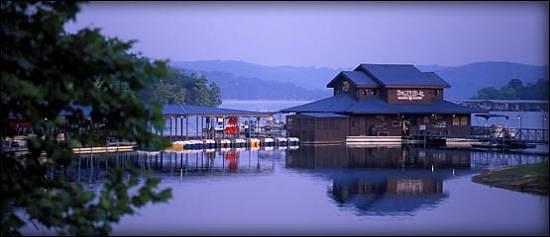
354, 64, 450, 88
358, 63, 415, 66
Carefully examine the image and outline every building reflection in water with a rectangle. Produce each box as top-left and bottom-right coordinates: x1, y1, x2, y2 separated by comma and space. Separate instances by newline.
46, 144, 545, 216
48, 147, 289, 185
287, 145, 473, 216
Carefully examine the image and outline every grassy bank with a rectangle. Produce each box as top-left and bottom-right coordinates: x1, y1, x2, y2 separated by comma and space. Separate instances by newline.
472, 161, 549, 196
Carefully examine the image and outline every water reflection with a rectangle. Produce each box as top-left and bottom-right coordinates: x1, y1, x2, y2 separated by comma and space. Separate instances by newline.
329, 173, 448, 216
49, 148, 293, 186
286, 145, 472, 169
25, 145, 548, 235
286, 145, 546, 216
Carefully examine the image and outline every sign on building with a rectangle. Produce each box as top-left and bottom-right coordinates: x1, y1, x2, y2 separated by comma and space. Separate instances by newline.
397, 90, 425, 100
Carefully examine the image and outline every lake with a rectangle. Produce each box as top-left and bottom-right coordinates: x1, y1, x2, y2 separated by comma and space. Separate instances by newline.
20, 145, 548, 235
19, 100, 549, 235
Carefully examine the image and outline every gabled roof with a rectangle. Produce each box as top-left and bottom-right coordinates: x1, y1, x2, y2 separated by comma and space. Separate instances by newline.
280, 94, 485, 114
355, 64, 451, 88
326, 71, 379, 88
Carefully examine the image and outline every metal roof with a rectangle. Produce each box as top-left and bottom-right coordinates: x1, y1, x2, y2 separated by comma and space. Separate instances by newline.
455, 99, 549, 104
327, 71, 379, 88
59, 104, 272, 118
300, 112, 349, 118
163, 104, 273, 117
356, 64, 451, 88
280, 94, 485, 114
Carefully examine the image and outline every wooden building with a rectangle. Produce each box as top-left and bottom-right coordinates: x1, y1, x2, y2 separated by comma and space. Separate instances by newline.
281, 64, 484, 143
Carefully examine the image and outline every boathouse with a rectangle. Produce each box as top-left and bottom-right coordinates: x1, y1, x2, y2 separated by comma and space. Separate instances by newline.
281, 64, 484, 143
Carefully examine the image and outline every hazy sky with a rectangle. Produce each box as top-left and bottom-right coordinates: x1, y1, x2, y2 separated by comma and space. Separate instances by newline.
65, 1, 549, 69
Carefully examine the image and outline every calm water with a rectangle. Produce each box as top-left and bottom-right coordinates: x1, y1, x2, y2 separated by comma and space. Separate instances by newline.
21, 146, 548, 235
19, 100, 549, 235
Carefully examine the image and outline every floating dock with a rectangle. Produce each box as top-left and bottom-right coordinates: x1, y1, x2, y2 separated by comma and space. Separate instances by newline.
167, 137, 300, 151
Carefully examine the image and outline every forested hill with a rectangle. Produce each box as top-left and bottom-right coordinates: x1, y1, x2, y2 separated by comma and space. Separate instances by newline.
178, 70, 331, 100
172, 60, 548, 100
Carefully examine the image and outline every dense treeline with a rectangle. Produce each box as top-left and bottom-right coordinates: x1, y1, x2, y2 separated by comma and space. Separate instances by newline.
472, 78, 548, 100
1, 2, 173, 235
139, 68, 222, 106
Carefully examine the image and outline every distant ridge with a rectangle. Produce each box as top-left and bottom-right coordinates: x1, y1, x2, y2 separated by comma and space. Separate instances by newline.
171, 60, 548, 100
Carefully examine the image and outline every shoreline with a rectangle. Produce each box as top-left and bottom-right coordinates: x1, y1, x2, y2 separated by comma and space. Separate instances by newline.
472, 161, 549, 196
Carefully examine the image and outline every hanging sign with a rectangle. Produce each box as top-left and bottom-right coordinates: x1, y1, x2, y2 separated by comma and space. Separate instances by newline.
224, 117, 239, 135
397, 90, 424, 100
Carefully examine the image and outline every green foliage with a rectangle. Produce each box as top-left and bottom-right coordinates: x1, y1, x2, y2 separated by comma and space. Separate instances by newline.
140, 68, 222, 106
1, 2, 172, 235
472, 78, 549, 100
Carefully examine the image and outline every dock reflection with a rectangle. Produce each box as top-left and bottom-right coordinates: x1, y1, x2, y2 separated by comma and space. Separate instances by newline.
287, 145, 473, 215
286, 145, 472, 169
50, 148, 290, 184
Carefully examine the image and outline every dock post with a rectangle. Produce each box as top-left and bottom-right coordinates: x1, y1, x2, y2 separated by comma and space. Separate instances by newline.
174, 116, 178, 140
180, 116, 184, 140
256, 117, 260, 137
201, 116, 204, 139
160, 118, 164, 137
186, 116, 189, 140
196, 116, 199, 138
169, 116, 173, 141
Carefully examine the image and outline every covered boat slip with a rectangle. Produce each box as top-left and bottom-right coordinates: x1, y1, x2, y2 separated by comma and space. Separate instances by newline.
158, 104, 299, 150
281, 63, 485, 144
158, 104, 273, 140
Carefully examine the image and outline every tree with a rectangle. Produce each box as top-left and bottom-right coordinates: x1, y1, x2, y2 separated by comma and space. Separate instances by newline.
208, 82, 222, 107
1, 2, 172, 235
151, 79, 187, 104
140, 68, 222, 107
472, 78, 549, 100
507, 78, 523, 90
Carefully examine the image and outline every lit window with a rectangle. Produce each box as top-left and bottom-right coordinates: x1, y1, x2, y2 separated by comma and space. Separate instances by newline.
362, 88, 377, 96
452, 117, 460, 126
460, 116, 468, 126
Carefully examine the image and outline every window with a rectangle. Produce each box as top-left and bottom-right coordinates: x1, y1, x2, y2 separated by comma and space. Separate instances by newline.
452, 116, 460, 126
342, 81, 351, 92
434, 89, 440, 96
362, 88, 377, 96
434, 120, 446, 128
460, 116, 468, 126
